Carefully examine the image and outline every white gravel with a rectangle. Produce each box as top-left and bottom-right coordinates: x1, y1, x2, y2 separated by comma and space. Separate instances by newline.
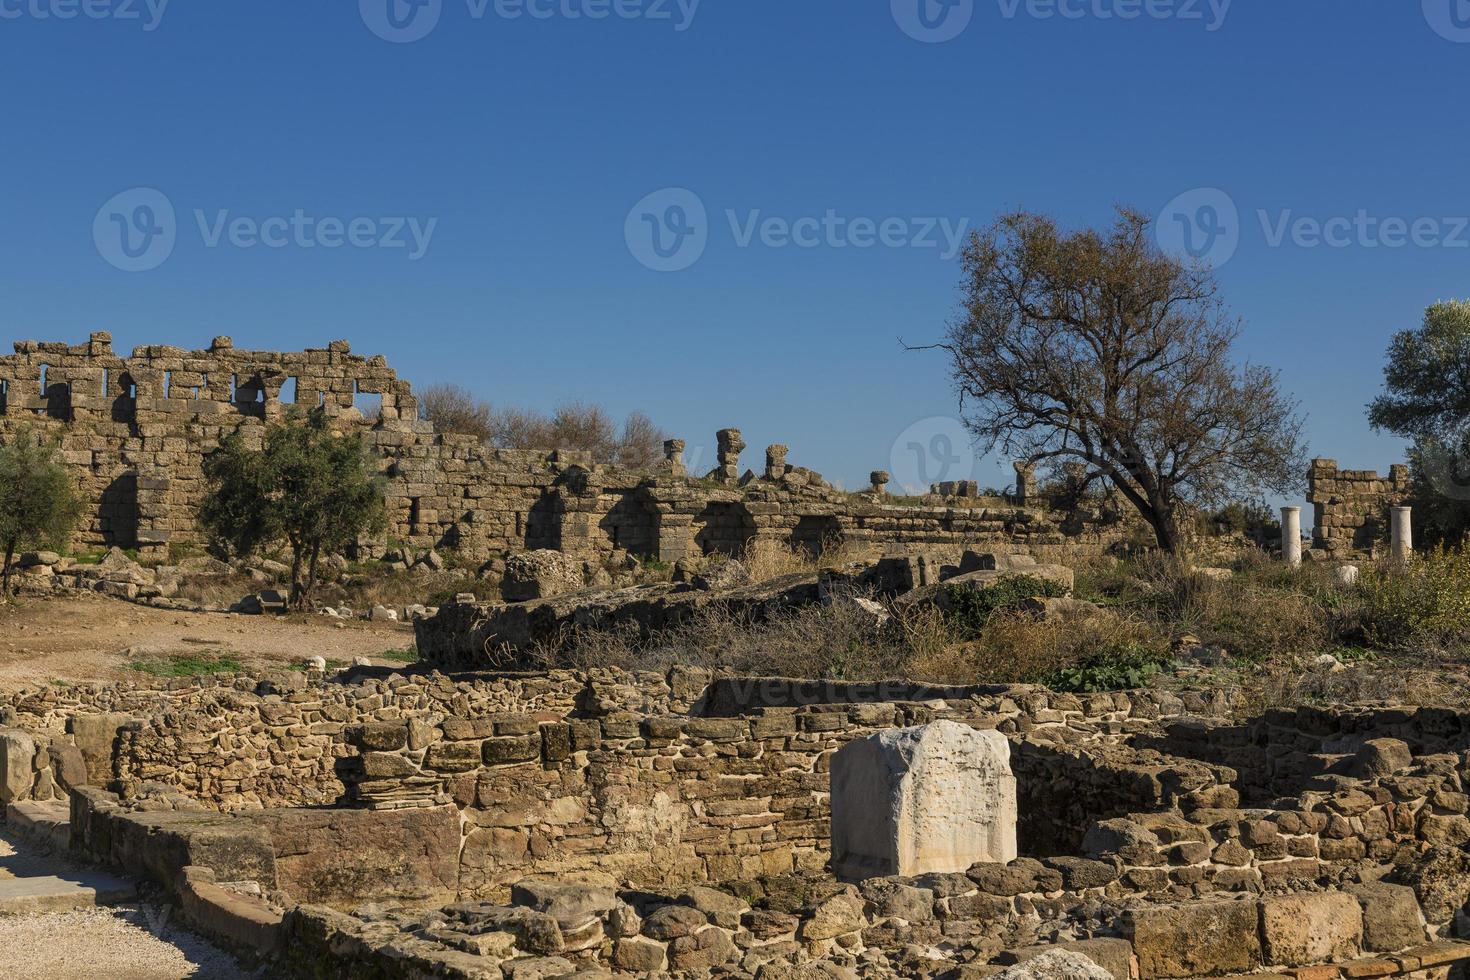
0, 903, 255, 979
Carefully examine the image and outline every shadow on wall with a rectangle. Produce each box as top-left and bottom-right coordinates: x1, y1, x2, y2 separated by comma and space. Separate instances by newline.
1009, 739, 1233, 857
99, 471, 141, 550
695, 502, 756, 557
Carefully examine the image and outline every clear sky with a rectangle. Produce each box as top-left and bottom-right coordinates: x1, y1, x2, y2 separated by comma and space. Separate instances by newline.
2, 0, 1463, 499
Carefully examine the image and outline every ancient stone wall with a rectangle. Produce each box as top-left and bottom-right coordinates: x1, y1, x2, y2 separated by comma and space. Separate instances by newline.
1308, 458, 1410, 557
5, 668, 1230, 898
0, 333, 1134, 568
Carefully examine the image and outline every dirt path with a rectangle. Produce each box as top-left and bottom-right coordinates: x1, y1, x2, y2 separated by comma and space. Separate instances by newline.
0, 593, 418, 689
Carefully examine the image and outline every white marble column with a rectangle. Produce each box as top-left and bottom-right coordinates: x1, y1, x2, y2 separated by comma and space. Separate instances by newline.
1391, 507, 1413, 562
1281, 506, 1302, 568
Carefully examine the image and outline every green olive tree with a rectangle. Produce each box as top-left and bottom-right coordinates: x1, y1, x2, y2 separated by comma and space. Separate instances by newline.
200, 409, 386, 608
0, 427, 85, 594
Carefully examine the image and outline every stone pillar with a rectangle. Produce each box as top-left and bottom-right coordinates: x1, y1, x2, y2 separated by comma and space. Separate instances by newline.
715, 428, 745, 482
1280, 506, 1302, 568
870, 470, 890, 496
663, 439, 686, 478
765, 444, 789, 481
1391, 507, 1413, 562
1013, 461, 1037, 505
831, 720, 1017, 882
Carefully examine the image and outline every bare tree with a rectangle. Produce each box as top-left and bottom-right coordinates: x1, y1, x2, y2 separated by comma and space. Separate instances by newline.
617, 410, 668, 470
423, 386, 668, 472
933, 208, 1306, 552
419, 384, 493, 442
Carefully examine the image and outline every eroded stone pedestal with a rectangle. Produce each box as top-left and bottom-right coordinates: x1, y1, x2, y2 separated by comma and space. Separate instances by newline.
831, 720, 1017, 881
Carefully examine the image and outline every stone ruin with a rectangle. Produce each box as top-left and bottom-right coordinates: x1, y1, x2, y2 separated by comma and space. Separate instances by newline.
1308, 459, 1412, 559
0, 333, 1131, 568
5, 662, 1470, 978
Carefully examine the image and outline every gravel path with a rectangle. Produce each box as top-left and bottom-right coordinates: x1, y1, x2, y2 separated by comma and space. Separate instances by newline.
0, 904, 256, 979
0, 830, 255, 979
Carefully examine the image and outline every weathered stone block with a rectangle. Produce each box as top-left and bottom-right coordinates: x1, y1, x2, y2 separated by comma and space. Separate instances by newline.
1260, 892, 1363, 966
1127, 900, 1262, 979
1347, 882, 1427, 952
0, 730, 36, 804
831, 720, 1016, 881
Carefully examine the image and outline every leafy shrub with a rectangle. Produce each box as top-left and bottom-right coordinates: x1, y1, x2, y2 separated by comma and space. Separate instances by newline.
943, 574, 1070, 639
1351, 550, 1470, 649
1044, 643, 1175, 693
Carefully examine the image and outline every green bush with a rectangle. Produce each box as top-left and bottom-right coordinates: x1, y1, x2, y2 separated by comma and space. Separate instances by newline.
1044, 643, 1175, 693
943, 574, 1070, 639
1353, 550, 1470, 649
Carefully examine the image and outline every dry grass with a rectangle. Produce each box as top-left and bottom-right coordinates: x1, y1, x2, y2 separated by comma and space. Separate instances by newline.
738, 538, 879, 583
1077, 550, 1333, 661
909, 607, 1165, 686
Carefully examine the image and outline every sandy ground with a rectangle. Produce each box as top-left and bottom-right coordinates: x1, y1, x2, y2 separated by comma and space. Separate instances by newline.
0, 830, 255, 980
0, 592, 419, 688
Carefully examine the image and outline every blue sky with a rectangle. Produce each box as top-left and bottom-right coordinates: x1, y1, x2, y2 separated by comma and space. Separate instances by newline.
2, 0, 1465, 500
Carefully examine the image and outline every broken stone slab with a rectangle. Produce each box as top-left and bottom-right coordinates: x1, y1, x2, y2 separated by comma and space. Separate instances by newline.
831, 720, 1016, 881
510, 877, 619, 929
995, 939, 1134, 980
993, 950, 1115, 980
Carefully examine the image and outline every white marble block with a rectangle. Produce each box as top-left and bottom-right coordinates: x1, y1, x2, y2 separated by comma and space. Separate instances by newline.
830, 720, 1017, 881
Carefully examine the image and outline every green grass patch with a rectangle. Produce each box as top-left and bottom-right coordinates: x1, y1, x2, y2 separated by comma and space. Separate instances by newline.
378, 648, 419, 664
126, 652, 244, 677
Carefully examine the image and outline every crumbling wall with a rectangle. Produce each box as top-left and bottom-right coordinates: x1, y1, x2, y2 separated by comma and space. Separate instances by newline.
1308, 458, 1410, 557
0, 333, 1134, 568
